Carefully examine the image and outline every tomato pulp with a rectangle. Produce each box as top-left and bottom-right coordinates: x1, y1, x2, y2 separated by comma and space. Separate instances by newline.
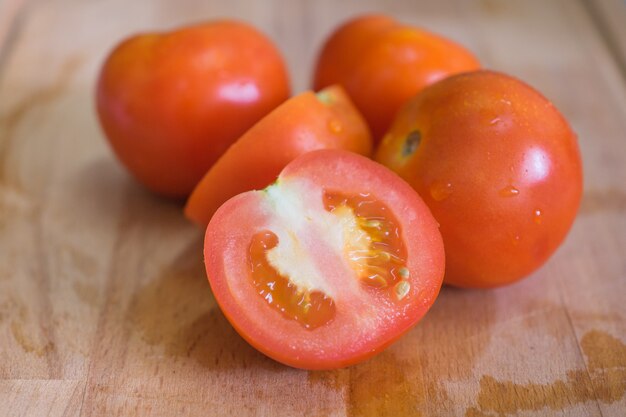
205, 150, 444, 369
185, 85, 372, 226
376, 70, 583, 288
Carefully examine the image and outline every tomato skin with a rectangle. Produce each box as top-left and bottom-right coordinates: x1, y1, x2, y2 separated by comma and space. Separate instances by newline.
313, 15, 396, 90
96, 21, 290, 198
184, 85, 372, 227
205, 150, 444, 369
375, 70, 583, 288
313, 14, 479, 142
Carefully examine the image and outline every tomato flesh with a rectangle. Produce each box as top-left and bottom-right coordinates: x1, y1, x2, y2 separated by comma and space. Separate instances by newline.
248, 191, 410, 331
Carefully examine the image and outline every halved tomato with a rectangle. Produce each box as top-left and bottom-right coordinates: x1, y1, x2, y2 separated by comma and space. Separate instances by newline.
185, 85, 372, 226
204, 149, 444, 369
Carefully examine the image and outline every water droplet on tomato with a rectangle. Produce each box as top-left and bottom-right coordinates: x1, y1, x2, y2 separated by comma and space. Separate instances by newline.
490, 117, 501, 125
499, 185, 520, 197
430, 181, 453, 201
327, 119, 342, 134
533, 209, 542, 224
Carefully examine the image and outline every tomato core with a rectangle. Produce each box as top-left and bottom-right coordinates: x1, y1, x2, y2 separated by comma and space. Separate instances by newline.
248, 190, 412, 331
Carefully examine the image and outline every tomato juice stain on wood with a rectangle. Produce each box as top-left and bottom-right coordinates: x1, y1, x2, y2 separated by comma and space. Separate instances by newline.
347, 351, 425, 417
464, 330, 626, 416
308, 286, 497, 416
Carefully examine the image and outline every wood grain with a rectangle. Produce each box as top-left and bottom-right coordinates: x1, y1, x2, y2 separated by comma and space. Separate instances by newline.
586, 0, 626, 76
0, 0, 27, 60
1, 0, 625, 416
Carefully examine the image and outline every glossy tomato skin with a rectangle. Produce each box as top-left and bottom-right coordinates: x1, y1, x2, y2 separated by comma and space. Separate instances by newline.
313, 14, 479, 142
97, 21, 290, 198
205, 150, 444, 370
376, 70, 583, 288
184, 85, 372, 227
313, 15, 396, 89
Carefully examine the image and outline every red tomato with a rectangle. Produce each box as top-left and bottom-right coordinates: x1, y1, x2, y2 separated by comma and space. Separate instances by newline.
205, 149, 444, 369
313, 14, 480, 142
184, 85, 372, 226
96, 21, 290, 198
376, 70, 583, 288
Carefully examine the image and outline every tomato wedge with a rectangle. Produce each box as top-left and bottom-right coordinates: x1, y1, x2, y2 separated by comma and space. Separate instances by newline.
185, 85, 372, 226
204, 150, 444, 369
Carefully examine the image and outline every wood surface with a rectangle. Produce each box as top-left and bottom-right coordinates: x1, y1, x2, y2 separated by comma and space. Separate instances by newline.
585, 0, 626, 74
1, 0, 625, 416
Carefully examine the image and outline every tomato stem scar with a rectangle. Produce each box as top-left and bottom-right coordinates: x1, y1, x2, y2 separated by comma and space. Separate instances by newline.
402, 130, 421, 156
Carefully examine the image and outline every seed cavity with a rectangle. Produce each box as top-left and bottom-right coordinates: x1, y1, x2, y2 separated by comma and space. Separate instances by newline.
249, 230, 336, 330
402, 130, 421, 157
364, 220, 381, 228
324, 191, 409, 299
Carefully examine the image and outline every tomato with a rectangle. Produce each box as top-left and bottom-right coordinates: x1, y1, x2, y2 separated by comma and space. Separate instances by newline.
204, 149, 444, 369
313, 14, 480, 142
375, 70, 583, 288
96, 20, 290, 198
184, 85, 372, 226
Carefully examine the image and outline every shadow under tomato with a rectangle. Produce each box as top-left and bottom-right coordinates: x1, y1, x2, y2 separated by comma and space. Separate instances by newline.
130, 234, 281, 372
69, 158, 279, 371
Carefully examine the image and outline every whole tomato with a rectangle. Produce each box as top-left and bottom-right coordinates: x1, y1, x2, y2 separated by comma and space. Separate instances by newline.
313, 14, 479, 142
375, 70, 583, 288
96, 21, 290, 198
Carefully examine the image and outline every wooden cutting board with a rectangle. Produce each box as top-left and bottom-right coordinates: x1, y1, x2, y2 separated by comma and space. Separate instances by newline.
1, 0, 625, 415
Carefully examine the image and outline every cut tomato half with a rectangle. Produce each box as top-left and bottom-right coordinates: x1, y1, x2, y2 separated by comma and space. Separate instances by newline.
204, 149, 444, 369
185, 85, 372, 226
